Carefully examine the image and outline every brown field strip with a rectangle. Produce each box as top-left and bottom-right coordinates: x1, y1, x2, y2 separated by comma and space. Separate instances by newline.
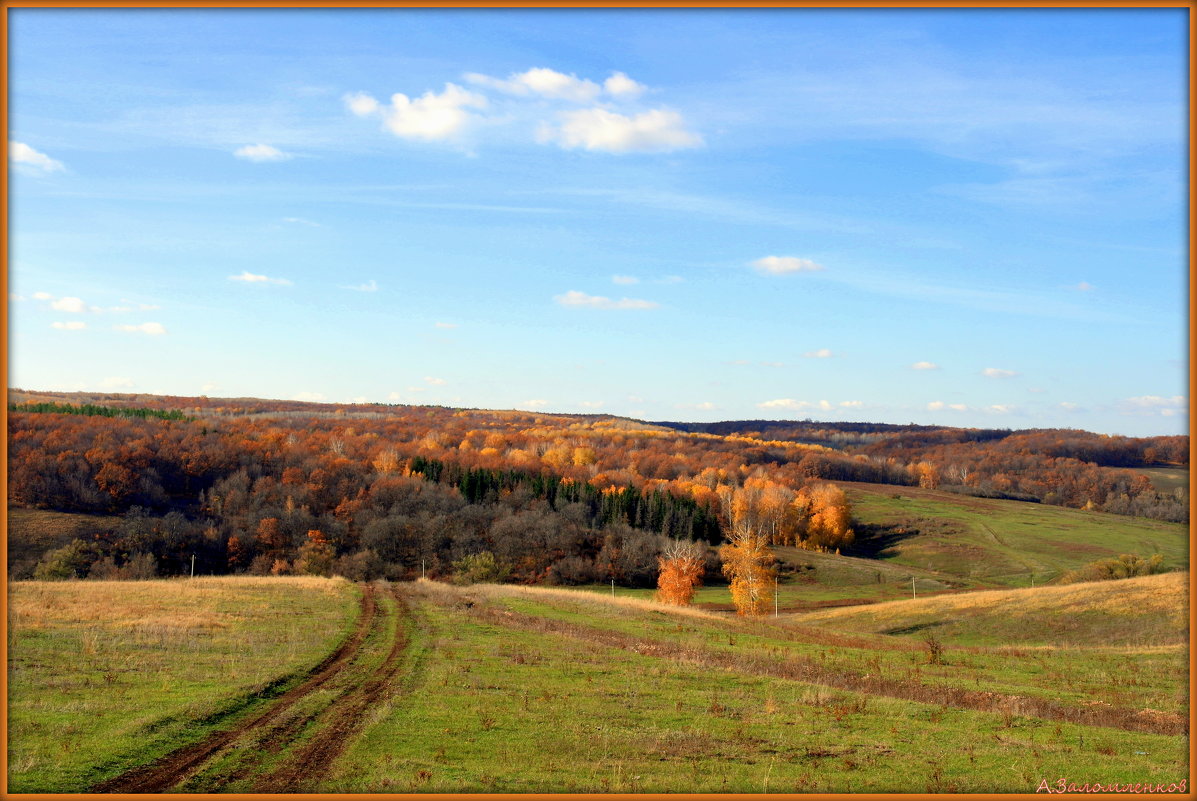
90, 584, 379, 794
437, 593, 1186, 738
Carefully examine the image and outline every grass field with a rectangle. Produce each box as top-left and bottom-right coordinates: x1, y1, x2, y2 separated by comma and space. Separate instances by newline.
1137, 466, 1190, 494
7, 577, 360, 793
8, 576, 1189, 793
841, 482, 1188, 588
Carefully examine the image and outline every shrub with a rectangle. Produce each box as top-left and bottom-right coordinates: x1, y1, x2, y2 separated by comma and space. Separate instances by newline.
1057, 553, 1165, 584
451, 551, 512, 585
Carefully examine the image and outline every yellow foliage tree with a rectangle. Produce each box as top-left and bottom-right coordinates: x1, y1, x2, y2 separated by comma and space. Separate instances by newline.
716, 482, 778, 616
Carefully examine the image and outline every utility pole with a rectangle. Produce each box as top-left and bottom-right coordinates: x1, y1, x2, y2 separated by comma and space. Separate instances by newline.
421, 558, 425, 580
611, 578, 615, 598
190, 554, 195, 579
912, 577, 916, 599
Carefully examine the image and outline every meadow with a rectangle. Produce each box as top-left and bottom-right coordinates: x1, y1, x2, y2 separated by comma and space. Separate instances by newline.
7, 570, 1189, 793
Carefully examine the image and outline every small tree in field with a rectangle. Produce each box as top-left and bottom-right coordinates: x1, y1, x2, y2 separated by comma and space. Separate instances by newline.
716, 483, 777, 616
656, 540, 705, 605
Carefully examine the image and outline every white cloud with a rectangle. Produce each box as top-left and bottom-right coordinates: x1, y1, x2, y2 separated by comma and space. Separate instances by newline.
987, 404, 1014, 414
911, 361, 940, 370
521, 399, 549, 409
578, 400, 604, 409
229, 270, 292, 286
10, 293, 25, 302
467, 68, 601, 102
982, 367, 1018, 378
234, 144, 291, 162
347, 83, 487, 142
1058, 402, 1082, 411
612, 275, 640, 285
293, 391, 327, 402
32, 291, 53, 301
554, 290, 658, 310
114, 322, 167, 336
948, 403, 969, 411
201, 382, 221, 393
51, 321, 87, 331
350, 396, 368, 404
424, 376, 447, 386
927, 401, 946, 411
435, 322, 458, 329
1119, 395, 1187, 416
1074, 281, 1095, 292
604, 71, 646, 98
839, 400, 864, 409
758, 398, 812, 411
10, 141, 65, 173
50, 297, 88, 313
282, 217, 322, 228
100, 377, 134, 389
804, 348, 833, 359
751, 256, 825, 275
344, 92, 381, 117
540, 108, 701, 154
341, 279, 378, 292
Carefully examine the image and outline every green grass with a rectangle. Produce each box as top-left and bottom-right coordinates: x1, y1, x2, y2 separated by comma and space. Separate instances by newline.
7, 577, 360, 793
1136, 466, 1189, 494
319, 581, 1188, 793
842, 482, 1188, 587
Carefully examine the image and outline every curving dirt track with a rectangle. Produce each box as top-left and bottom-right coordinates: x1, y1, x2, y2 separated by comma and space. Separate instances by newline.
250, 586, 411, 792
91, 583, 380, 794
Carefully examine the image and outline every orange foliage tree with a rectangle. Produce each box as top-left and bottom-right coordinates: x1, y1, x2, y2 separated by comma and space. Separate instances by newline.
655, 540, 705, 605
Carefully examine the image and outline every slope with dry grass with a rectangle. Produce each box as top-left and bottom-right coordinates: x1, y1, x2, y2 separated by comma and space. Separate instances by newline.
793, 571, 1189, 648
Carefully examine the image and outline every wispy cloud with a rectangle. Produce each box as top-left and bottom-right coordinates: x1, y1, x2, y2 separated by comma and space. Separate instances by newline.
234, 144, 291, 162
51, 321, 86, 331
1073, 281, 1095, 292
612, 275, 640, 285
282, 217, 322, 227
1119, 395, 1187, 417
804, 349, 833, 359
538, 107, 701, 154
293, 391, 327, 402
554, 290, 658, 310
757, 398, 838, 412
229, 270, 292, 286
911, 361, 940, 370
114, 322, 167, 336
423, 376, 447, 386
982, 367, 1018, 378
10, 141, 65, 173
751, 256, 825, 275
50, 296, 88, 313
341, 279, 378, 292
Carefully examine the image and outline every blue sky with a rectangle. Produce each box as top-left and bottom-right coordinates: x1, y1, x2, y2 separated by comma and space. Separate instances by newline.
8, 8, 1188, 436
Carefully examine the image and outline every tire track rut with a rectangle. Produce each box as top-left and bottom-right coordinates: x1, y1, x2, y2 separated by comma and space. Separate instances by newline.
91, 583, 378, 794
250, 586, 410, 792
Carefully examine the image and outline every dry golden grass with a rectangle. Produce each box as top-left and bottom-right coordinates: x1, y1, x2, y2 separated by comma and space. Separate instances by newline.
791, 571, 1188, 646
422, 579, 729, 623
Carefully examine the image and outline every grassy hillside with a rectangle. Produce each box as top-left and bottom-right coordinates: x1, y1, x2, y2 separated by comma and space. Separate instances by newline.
7, 576, 1188, 793
793, 571, 1189, 647
7, 508, 123, 579
1137, 466, 1189, 493
842, 482, 1188, 587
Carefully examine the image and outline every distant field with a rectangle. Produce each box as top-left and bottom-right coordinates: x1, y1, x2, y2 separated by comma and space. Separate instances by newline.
1137, 466, 1189, 493
794, 571, 1189, 648
7, 508, 122, 579
842, 482, 1188, 587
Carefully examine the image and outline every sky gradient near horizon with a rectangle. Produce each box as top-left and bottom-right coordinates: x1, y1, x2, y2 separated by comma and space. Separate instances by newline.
8, 8, 1188, 436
